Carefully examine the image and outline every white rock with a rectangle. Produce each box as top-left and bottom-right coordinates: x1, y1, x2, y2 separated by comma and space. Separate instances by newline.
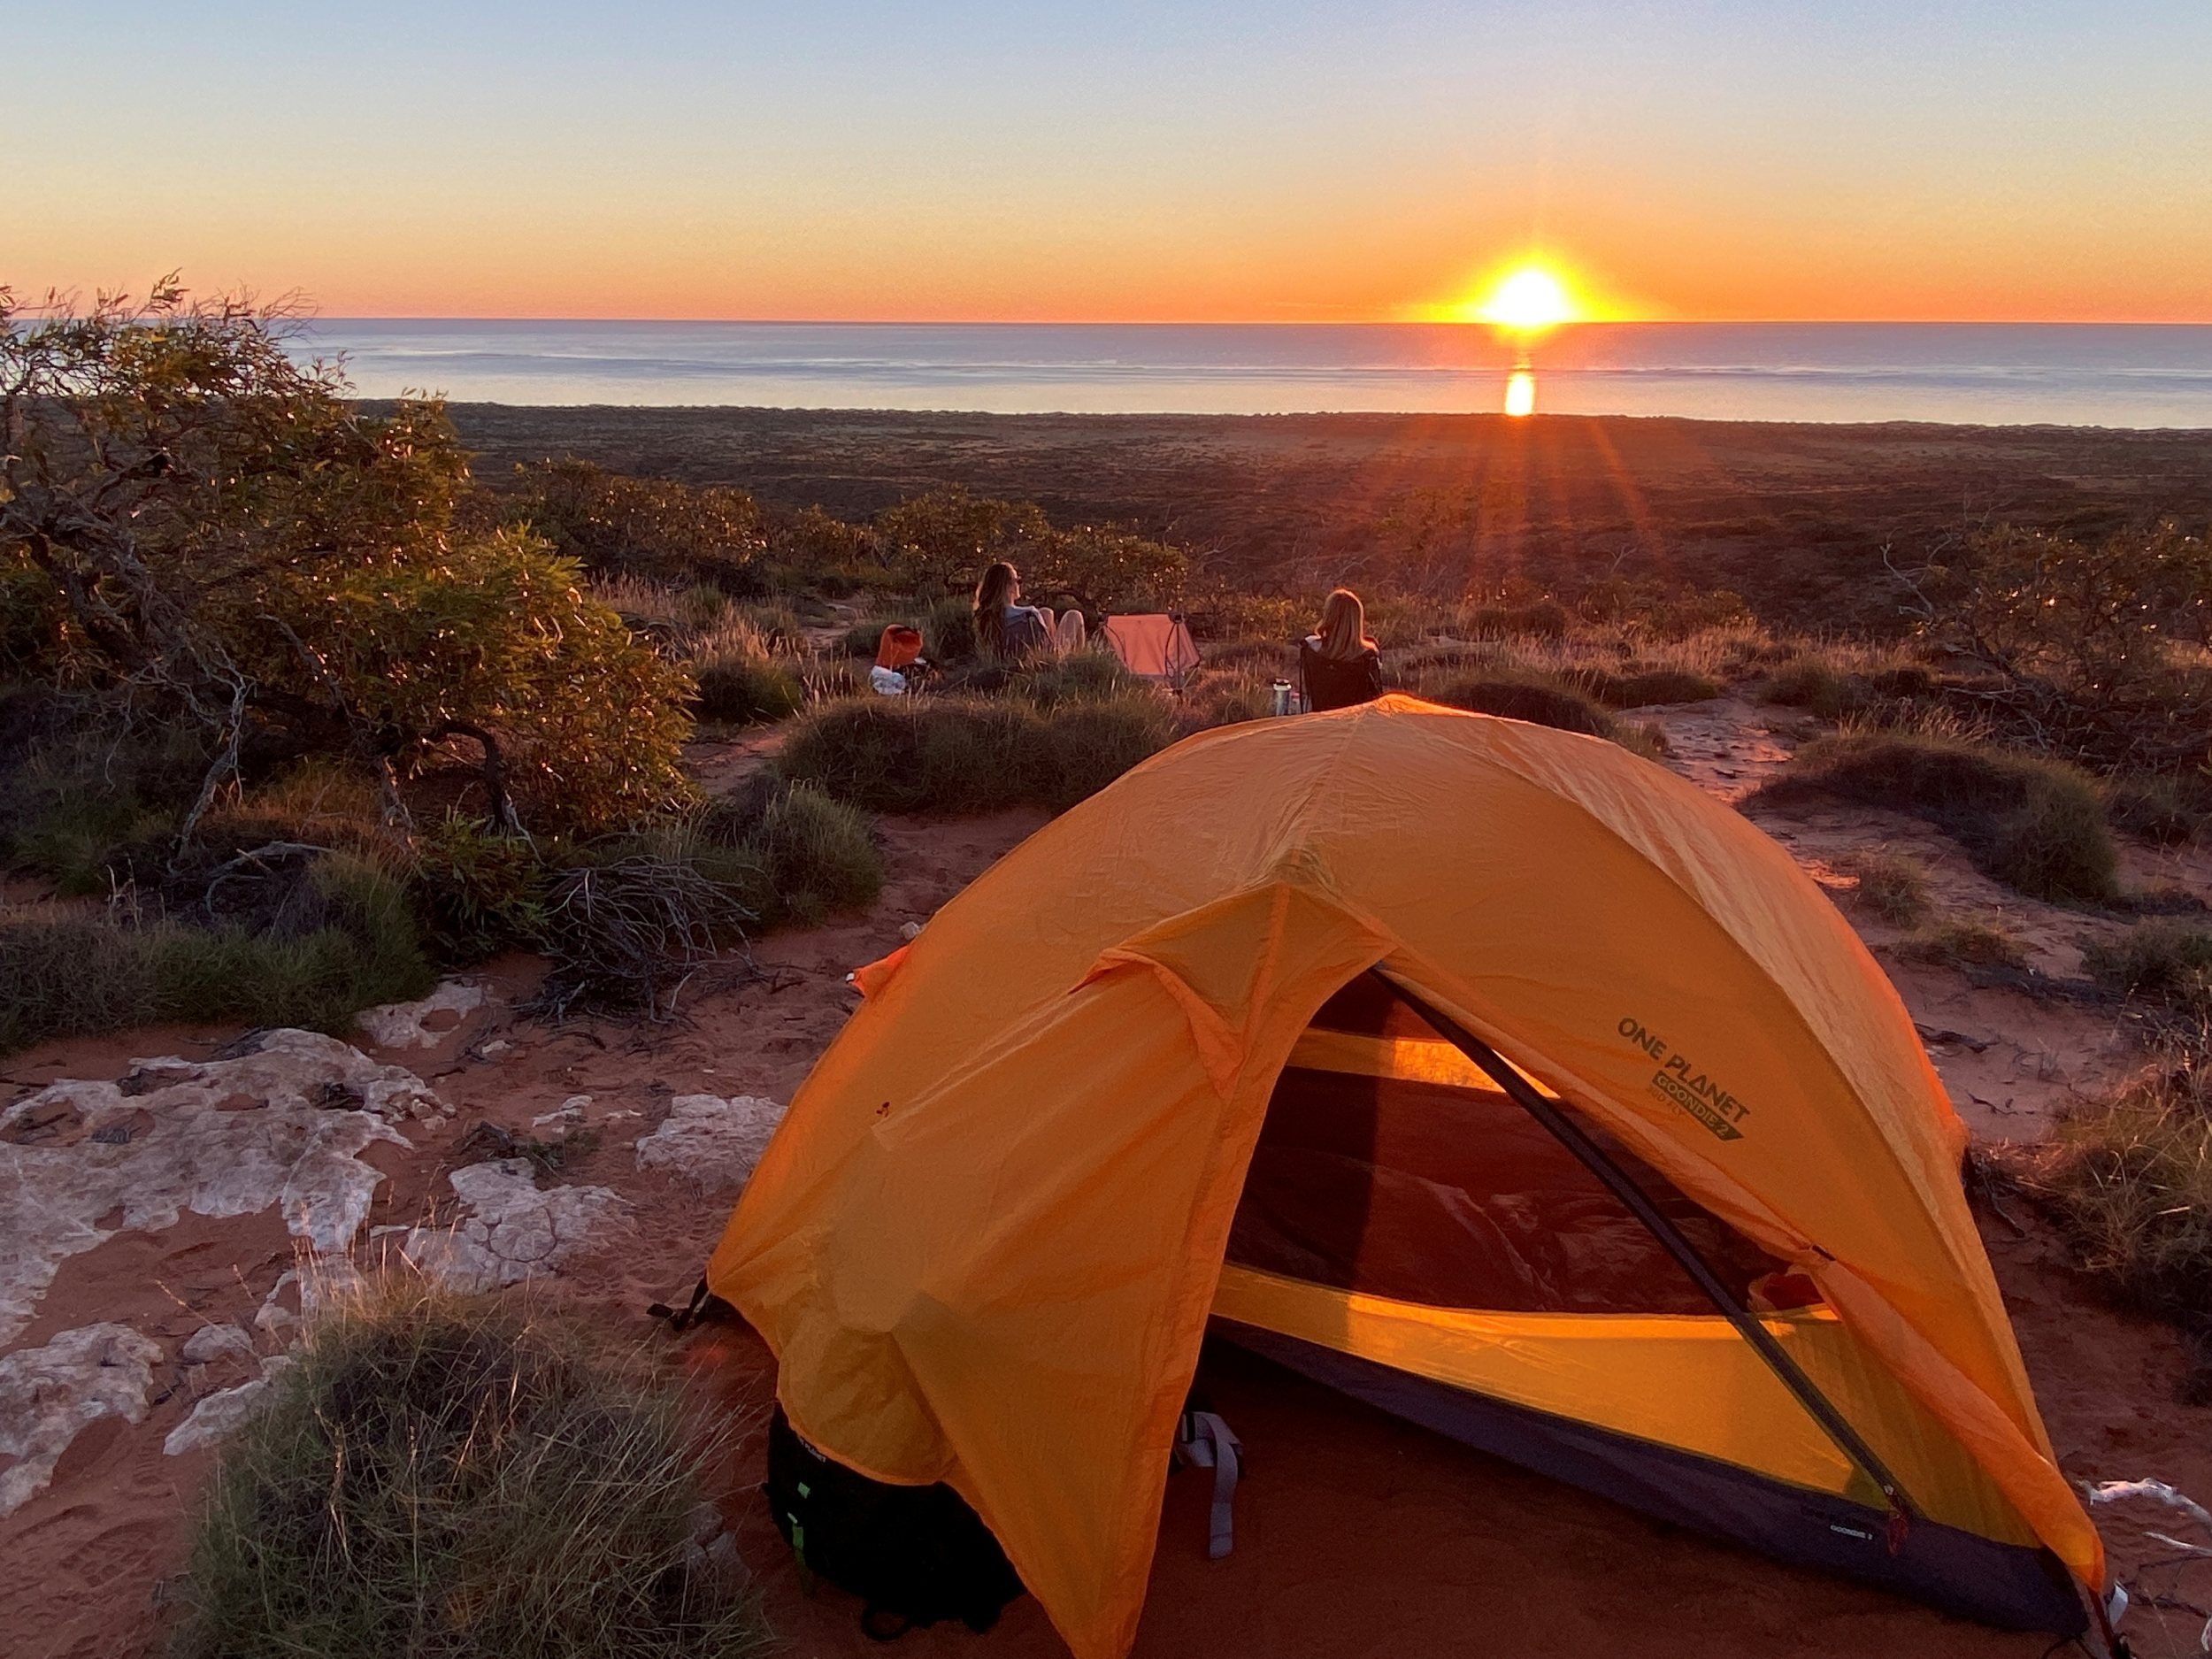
531, 1094, 592, 1131
355, 979, 486, 1050
0, 1032, 425, 1345
0, 1323, 162, 1514
634, 1094, 785, 1193
396, 1160, 632, 1293
181, 1323, 257, 1367
164, 1354, 295, 1456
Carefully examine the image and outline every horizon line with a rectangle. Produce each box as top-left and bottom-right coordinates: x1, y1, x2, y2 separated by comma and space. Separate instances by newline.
298, 314, 2212, 329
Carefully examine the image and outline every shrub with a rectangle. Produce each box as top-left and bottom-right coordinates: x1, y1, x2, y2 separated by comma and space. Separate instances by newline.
692, 654, 804, 726
0, 728, 211, 893
777, 693, 1175, 816
1571, 666, 1725, 709
925, 595, 979, 664
531, 851, 754, 1020
1017, 649, 1140, 708
2023, 1051, 2212, 1386
2083, 921, 2212, 1017
1754, 732, 2120, 903
1416, 674, 1614, 738
1898, 918, 2030, 971
702, 779, 885, 927
1463, 599, 1571, 640
1842, 849, 1933, 927
169, 1280, 769, 1659
1759, 658, 1866, 720
2106, 773, 2209, 845
0, 854, 431, 1055
3, 289, 695, 841
505, 457, 772, 594
411, 814, 551, 964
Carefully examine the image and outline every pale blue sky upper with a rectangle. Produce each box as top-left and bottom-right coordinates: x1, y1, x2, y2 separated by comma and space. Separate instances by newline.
10, 2, 2210, 319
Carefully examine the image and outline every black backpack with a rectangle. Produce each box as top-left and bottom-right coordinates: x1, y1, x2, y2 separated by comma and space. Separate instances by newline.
764, 1404, 1026, 1640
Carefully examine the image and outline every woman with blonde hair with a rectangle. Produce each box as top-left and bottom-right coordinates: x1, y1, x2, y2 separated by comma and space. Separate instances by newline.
972, 561, 1084, 662
1298, 587, 1385, 712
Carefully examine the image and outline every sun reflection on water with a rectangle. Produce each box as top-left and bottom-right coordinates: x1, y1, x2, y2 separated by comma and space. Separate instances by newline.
1504, 368, 1536, 418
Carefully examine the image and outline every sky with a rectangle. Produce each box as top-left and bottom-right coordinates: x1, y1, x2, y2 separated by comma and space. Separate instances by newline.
9, 1, 2211, 323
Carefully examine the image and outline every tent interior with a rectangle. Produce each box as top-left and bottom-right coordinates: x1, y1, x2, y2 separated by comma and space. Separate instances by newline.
1205, 972, 2087, 1634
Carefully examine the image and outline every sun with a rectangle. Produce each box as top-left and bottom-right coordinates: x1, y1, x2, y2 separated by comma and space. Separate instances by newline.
1474, 264, 1578, 332
1416, 257, 1601, 333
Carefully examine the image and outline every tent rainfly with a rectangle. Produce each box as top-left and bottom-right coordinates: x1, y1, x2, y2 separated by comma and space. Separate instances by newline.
707, 695, 2110, 1658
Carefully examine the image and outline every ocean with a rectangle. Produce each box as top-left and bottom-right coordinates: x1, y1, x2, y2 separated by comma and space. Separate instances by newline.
298, 320, 2212, 428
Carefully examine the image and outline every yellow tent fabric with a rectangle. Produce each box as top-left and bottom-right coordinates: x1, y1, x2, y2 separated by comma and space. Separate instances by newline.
707, 695, 2103, 1658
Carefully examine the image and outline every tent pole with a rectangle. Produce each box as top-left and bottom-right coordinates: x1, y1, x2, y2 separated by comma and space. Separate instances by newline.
1370, 970, 1920, 1529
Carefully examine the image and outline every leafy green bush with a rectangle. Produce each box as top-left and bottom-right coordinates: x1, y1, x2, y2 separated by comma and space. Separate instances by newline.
1755, 732, 2120, 903
411, 814, 550, 963
0, 854, 431, 1055
169, 1280, 769, 1659
503, 458, 771, 595
777, 692, 1175, 815
692, 654, 804, 726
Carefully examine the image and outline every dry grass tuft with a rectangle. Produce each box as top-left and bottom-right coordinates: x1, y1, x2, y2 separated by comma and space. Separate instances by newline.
1841, 849, 1934, 927
2016, 1041, 2212, 1394
1897, 917, 2031, 971
169, 1279, 769, 1659
1753, 731, 2120, 904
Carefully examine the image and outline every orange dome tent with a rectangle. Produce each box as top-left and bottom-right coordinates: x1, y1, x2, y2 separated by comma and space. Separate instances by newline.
707, 695, 2108, 1656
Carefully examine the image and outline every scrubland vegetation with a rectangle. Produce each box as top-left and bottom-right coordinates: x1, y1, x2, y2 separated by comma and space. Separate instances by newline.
11, 284, 2212, 1379
170, 1279, 767, 1659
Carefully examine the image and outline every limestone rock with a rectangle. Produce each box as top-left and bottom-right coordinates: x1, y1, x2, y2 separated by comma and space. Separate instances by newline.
0, 1324, 162, 1514
164, 1354, 295, 1456
181, 1323, 257, 1368
0, 1032, 426, 1344
356, 979, 486, 1050
397, 1160, 632, 1292
634, 1094, 784, 1193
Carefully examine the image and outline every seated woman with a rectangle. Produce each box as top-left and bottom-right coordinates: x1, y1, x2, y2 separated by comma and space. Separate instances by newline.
973, 561, 1085, 661
1298, 588, 1385, 712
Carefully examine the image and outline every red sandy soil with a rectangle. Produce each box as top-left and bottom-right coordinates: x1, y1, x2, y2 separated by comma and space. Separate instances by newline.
8, 712, 2212, 1659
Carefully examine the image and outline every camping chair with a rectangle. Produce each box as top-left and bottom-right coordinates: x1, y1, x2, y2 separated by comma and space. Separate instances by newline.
1101, 613, 1201, 691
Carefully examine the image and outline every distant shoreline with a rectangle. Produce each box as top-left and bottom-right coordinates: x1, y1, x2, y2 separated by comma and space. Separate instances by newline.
313, 319, 2212, 429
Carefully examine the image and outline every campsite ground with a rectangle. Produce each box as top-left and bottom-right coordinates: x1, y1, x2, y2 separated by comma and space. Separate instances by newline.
8, 695, 2212, 1659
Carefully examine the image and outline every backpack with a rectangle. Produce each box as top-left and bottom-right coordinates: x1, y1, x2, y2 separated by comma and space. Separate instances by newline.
764, 1404, 1025, 1640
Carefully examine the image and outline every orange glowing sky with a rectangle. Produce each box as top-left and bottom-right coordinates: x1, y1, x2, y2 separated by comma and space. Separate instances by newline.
12, 4, 2212, 323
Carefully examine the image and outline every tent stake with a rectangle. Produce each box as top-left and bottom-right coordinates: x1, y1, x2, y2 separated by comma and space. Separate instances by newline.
1370, 971, 1919, 1529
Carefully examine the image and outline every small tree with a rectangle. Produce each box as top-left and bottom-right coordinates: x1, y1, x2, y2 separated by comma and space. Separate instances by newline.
1927, 523, 2212, 698
0, 280, 692, 834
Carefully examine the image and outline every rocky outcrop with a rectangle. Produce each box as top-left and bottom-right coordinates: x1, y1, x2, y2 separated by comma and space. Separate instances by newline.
0, 1032, 434, 1347
356, 979, 487, 1050
0, 1324, 163, 1514
393, 1160, 633, 1293
634, 1094, 785, 1193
